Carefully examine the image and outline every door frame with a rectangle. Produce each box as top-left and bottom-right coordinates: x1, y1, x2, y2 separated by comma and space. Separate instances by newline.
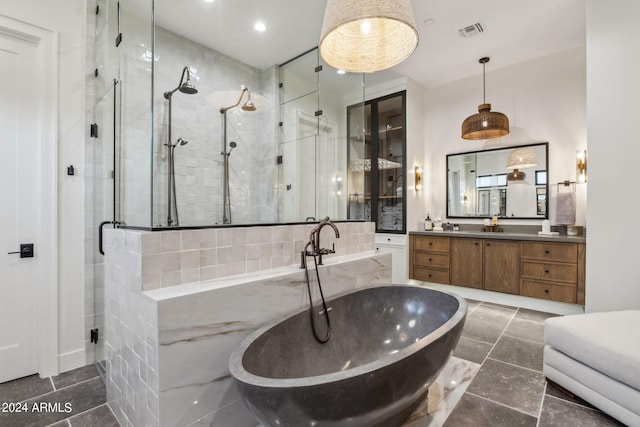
0, 14, 59, 378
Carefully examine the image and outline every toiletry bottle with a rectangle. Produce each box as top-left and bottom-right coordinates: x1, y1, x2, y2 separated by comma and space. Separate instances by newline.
424, 213, 433, 231
492, 215, 498, 225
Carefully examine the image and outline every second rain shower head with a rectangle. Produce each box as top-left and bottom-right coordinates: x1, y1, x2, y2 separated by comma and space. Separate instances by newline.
220, 87, 257, 113
241, 93, 256, 111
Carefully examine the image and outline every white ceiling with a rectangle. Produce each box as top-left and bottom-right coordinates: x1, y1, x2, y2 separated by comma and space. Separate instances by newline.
150, 0, 585, 89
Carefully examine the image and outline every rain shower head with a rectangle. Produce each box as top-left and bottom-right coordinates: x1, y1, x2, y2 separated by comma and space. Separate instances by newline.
177, 138, 189, 146
220, 87, 257, 113
241, 93, 256, 111
179, 79, 198, 95
164, 66, 198, 98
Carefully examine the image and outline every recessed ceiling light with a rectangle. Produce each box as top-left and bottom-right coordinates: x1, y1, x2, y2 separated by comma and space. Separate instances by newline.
254, 22, 266, 32
203, 0, 214, 3
337, 69, 346, 75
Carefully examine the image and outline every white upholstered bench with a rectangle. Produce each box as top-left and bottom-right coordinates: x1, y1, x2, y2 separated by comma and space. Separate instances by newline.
544, 310, 640, 426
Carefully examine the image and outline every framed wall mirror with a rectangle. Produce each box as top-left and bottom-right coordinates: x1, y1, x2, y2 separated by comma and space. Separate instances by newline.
447, 142, 549, 219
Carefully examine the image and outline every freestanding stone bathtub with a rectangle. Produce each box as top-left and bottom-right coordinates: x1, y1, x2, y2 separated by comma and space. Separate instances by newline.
229, 285, 467, 427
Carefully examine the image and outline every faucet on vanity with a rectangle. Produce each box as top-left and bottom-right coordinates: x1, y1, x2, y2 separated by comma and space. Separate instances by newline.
300, 216, 340, 267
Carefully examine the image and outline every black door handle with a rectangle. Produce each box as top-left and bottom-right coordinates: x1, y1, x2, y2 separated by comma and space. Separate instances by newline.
8, 243, 34, 258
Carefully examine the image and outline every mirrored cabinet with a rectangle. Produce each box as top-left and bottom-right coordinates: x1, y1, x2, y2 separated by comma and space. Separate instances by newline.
347, 91, 406, 233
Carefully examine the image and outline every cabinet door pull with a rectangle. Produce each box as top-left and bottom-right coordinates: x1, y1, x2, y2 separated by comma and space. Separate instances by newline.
474, 242, 479, 246
486, 243, 491, 247
544, 249, 550, 254
428, 258, 432, 262
544, 289, 550, 294
544, 269, 549, 274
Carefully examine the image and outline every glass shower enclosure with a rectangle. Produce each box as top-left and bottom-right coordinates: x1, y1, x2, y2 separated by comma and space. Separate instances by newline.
85, 0, 366, 364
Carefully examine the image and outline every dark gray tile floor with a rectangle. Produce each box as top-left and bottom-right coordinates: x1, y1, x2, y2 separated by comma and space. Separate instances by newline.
448, 300, 626, 427
0, 363, 117, 427
0, 300, 628, 427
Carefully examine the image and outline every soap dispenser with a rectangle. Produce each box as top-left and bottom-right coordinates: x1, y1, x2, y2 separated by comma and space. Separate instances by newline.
424, 213, 433, 231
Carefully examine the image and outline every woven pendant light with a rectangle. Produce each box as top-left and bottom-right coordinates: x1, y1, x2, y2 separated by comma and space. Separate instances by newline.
319, 0, 419, 73
461, 57, 509, 140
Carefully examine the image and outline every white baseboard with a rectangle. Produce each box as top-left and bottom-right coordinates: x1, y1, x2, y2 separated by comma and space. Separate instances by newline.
58, 348, 86, 374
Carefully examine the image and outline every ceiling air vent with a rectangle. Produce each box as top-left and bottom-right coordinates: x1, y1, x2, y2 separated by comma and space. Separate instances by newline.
458, 22, 485, 38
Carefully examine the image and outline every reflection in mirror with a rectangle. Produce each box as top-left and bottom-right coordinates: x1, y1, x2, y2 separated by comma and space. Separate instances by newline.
447, 142, 549, 219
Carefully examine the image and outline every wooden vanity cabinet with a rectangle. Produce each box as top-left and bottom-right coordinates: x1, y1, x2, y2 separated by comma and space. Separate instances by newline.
450, 238, 483, 289
483, 240, 520, 294
520, 241, 585, 304
449, 238, 519, 293
409, 235, 450, 284
410, 233, 586, 305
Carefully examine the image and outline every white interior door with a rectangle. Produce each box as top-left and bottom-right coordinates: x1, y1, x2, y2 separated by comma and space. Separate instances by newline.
0, 21, 47, 383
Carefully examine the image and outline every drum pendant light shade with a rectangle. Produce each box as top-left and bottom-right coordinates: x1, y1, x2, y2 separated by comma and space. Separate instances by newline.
319, 0, 419, 73
461, 57, 509, 140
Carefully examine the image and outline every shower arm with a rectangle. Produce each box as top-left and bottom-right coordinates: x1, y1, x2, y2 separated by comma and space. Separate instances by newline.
219, 88, 250, 114
164, 66, 191, 99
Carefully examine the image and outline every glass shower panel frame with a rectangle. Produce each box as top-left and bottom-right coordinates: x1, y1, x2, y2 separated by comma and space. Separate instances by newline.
277, 134, 317, 222
317, 57, 363, 221
279, 49, 319, 105
118, 0, 154, 228
279, 92, 320, 145
85, 0, 153, 367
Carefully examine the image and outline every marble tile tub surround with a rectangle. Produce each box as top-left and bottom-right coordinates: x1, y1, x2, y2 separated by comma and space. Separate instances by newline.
136, 221, 374, 290
152, 251, 391, 427
102, 224, 385, 427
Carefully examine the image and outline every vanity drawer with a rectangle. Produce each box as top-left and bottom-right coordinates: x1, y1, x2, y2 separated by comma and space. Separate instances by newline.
520, 279, 576, 303
521, 242, 577, 263
413, 236, 449, 253
520, 261, 577, 283
414, 252, 449, 268
375, 234, 407, 246
413, 266, 449, 284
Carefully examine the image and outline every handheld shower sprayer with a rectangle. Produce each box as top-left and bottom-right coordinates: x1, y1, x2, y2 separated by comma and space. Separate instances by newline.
228, 141, 237, 155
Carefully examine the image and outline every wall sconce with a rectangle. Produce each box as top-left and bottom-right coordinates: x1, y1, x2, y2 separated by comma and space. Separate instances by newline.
415, 166, 423, 192
334, 175, 343, 196
576, 150, 587, 183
